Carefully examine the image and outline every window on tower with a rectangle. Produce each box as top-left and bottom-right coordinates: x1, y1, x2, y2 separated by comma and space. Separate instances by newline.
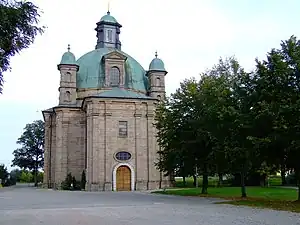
106, 29, 113, 42
156, 77, 161, 86
65, 91, 71, 102
110, 66, 120, 86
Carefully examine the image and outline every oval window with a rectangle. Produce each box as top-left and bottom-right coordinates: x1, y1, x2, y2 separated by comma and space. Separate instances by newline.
115, 151, 131, 161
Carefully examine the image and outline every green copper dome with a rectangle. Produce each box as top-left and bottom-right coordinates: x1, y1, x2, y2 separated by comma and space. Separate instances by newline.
149, 56, 166, 71
100, 11, 117, 23
60, 51, 76, 65
76, 48, 149, 92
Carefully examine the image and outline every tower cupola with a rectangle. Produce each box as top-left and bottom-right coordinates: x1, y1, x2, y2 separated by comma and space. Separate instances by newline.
95, 11, 122, 50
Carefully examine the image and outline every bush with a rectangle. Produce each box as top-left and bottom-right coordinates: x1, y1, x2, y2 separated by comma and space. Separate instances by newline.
20, 171, 33, 183
4, 177, 16, 187
286, 173, 297, 186
61, 173, 73, 190
61, 173, 82, 191
80, 170, 86, 190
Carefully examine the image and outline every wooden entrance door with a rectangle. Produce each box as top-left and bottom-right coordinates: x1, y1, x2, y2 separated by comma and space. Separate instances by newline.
116, 166, 131, 191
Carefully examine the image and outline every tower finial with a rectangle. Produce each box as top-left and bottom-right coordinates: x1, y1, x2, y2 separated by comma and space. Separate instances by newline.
67, 44, 70, 52
107, 0, 110, 14
155, 51, 158, 58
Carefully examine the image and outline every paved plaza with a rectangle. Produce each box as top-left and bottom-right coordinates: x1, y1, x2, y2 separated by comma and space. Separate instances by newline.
0, 185, 299, 225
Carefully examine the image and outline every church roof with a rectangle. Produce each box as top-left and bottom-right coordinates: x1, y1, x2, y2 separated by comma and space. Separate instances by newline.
100, 11, 118, 23
149, 57, 166, 71
95, 88, 154, 99
76, 48, 149, 93
60, 45, 77, 65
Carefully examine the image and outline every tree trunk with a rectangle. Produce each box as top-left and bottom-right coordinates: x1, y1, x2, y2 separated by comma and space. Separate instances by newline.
201, 174, 208, 194
296, 169, 300, 202
34, 168, 38, 187
281, 166, 287, 186
193, 175, 197, 187
298, 181, 300, 202
183, 175, 186, 187
260, 174, 266, 187
240, 171, 247, 198
218, 173, 223, 187
201, 164, 208, 194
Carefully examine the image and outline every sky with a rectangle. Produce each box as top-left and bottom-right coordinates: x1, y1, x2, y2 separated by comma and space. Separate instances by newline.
1, 0, 300, 171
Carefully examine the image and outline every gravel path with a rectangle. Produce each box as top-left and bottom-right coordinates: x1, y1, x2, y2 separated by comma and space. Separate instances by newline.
0, 185, 299, 225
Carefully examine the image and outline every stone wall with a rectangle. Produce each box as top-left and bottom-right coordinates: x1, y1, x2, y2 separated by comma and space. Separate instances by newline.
50, 107, 85, 188
44, 98, 170, 191
43, 112, 57, 188
84, 97, 165, 191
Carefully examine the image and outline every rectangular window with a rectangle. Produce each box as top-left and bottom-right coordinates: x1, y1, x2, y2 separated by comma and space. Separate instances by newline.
119, 121, 128, 137
106, 29, 113, 42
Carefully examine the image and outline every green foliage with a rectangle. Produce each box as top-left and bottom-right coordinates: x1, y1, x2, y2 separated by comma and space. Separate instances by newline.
61, 173, 72, 190
0, 0, 45, 93
10, 168, 22, 182
0, 165, 19, 186
155, 35, 300, 200
12, 120, 44, 187
19, 170, 33, 183
80, 170, 86, 190
37, 171, 43, 183
0, 164, 8, 185
61, 173, 81, 191
286, 173, 297, 186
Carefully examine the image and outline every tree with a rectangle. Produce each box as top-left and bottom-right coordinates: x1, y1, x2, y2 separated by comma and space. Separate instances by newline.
19, 170, 33, 183
80, 170, 86, 190
0, 0, 45, 93
10, 168, 21, 182
0, 164, 9, 185
252, 36, 300, 201
12, 120, 44, 187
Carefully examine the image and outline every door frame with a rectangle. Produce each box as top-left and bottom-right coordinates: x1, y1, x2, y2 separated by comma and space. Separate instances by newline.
112, 163, 135, 191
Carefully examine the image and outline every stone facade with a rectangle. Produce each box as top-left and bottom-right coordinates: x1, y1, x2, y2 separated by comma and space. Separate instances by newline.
43, 98, 169, 191
42, 11, 171, 191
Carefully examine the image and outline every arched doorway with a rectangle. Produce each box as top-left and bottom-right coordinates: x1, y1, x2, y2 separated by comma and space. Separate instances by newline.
116, 166, 131, 191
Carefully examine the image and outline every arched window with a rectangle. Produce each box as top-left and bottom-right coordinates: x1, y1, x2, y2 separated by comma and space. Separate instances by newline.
110, 66, 120, 86
65, 72, 71, 82
156, 77, 161, 86
65, 91, 71, 102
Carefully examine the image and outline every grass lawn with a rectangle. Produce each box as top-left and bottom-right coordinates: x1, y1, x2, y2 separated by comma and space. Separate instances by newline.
153, 187, 300, 213
174, 176, 283, 188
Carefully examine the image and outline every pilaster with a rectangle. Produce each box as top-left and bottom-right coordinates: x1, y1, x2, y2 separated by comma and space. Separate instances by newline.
43, 113, 50, 187
86, 100, 94, 191
133, 102, 148, 190
104, 101, 112, 190
146, 102, 159, 189
54, 110, 64, 188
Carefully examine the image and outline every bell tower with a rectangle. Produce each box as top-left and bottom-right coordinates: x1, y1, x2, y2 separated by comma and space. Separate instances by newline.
57, 45, 79, 105
95, 11, 122, 50
147, 52, 168, 100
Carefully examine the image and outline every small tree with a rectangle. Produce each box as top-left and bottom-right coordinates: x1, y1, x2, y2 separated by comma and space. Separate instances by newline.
80, 170, 86, 190
61, 173, 73, 190
12, 120, 45, 187
0, 164, 8, 185
19, 170, 33, 183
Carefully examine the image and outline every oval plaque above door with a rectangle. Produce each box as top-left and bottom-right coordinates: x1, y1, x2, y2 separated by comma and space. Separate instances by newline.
115, 151, 131, 161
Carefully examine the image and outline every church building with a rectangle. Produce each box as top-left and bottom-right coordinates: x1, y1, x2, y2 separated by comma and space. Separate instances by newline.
42, 11, 171, 191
